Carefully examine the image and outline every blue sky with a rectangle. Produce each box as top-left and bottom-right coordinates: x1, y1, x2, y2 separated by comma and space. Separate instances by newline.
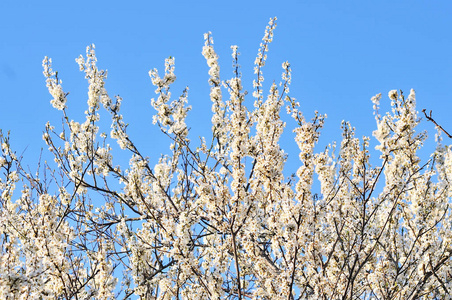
1, 0, 451, 169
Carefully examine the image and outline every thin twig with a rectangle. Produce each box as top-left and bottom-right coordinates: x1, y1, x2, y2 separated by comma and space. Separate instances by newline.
422, 109, 452, 139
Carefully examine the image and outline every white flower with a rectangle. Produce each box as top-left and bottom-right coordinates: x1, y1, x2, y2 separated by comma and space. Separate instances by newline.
388, 89, 398, 100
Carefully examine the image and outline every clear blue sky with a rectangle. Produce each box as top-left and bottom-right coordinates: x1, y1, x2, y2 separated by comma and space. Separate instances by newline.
1, 0, 451, 168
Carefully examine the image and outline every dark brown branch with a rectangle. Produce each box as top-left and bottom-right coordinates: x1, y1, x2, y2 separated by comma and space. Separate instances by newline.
423, 109, 452, 139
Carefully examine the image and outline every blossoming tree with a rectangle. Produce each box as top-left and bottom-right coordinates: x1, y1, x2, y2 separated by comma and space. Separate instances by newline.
1, 18, 452, 299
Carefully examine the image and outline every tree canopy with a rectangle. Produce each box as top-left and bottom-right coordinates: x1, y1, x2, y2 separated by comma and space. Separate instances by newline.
1, 18, 452, 300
